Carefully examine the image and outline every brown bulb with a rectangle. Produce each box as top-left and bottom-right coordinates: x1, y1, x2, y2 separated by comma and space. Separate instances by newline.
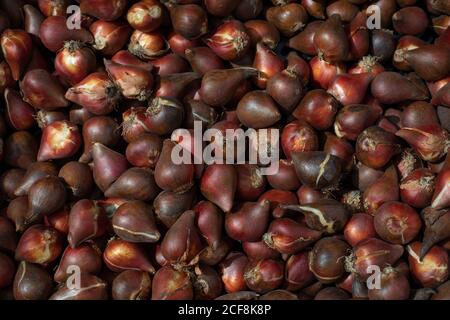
112, 270, 152, 300
13, 261, 53, 300
112, 201, 160, 243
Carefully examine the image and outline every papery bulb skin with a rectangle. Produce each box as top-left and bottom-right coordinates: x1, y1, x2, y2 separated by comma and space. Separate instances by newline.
38, 0, 71, 17
15, 225, 63, 266
49, 274, 108, 300
404, 45, 450, 82
112, 201, 160, 243
167, 31, 201, 57
396, 125, 450, 163
37, 121, 81, 162
154, 140, 194, 194
371, 72, 430, 104
127, 0, 164, 33
285, 251, 315, 291
400, 168, 435, 209
125, 133, 163, 168
313, 14, 349, 63
58, 161, 94, 198
392, 6, 429, 36
421, 207, 450, 258
54, 243, 102, 283
327, 73, 374, 106
407, 242, 449, 288
44, 208, 70, 235
374, 201, 422, 245
323, 132, 355, 172
55, 41, 97, 86
350, 56, 385, 76
92, 143, 129, 192
284, 199, 350, 235
199, 67, 258, 108
236, 164, 267, 201
432, 83, 450, 108
236, 90, 281, 129
252, 42, 285, 89
168, 4, 208, 40
291, 151, 342, 189
225, 200, 271, 242
242, 241, 280, 261
26, 176, 67, 224
353, 162, 384, 192
288, 21, 323, 56
112, 270, 152, 300
220, 252, 249, 293
393, 35, 427, 71
267, 67, 303, 114
201, 164, 237, 212
13, 261, 53, 300
194, 201, 223, 250
36, 110, 68, 129
265, 3, 309, 37
111, 50, 153, 73
4, 88, 36, 131
367, 266, 410, 300
65, 73, 120, 115
152, 266, 193, 300
263, 218, 322, 254
104, 59, 154, 101
293, 89, 339, 131
161, 210, 203, 266
20, 69, 69, 110
193, 264, 223, 300
243, 259, 284, 293
80, 116, 121, 163
310, 56, 346, 90
244, 20, 280, 50
344, 213, 376, 247
259, 189, 299, 219
356, 126, 401, 169
363, 166, 399, 215
120, 107, 151, 144
185, 47, 224, 76
206, 20, 251, 61
401, 101, 439, 129
349, 238, 404, 281
39, 16, 94, 52
105, 168, 159, 202
281, 120, 319, 160
267, 159, 301, 191
80, 0, 127, 21
144, 97, 184, 136
90, 20, 132, 56
154, 188, 196, 228
103, 238, 155, 274
68, 199, 108, 248
309, 237, 350, 284
1, 29, 32, 81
